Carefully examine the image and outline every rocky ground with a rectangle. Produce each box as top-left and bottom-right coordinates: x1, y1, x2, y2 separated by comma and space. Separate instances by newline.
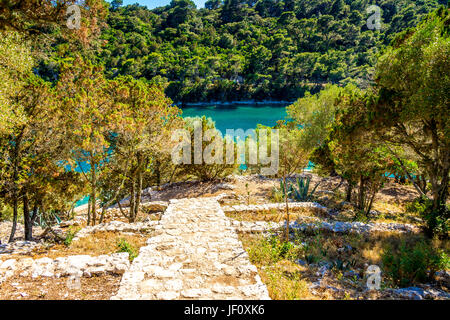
0, 173, 448, 300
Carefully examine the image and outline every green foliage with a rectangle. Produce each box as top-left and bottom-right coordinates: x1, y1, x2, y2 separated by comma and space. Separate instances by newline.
175, 116, 238, 181
287, 84, 348, 152
0, 201, 13, 222
268, 235, 298, 260
302, 232, 327, 264
0, 31, 33, 134
273, 176, 319, 202
331, 258, 355, 272
370, 7, 450, 237
248, 234, 300, 265
290, 176, 320, 202
408, 197, 450, 238
382, 241, 450, 287
64, 226, 80, 247
91, 0, 442, 102
116, 238, 138, 261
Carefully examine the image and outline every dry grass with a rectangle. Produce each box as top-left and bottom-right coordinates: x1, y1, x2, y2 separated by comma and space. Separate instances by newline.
239, 229, 450, 300
260, 261, 314, 300
0, 274, 121, 300
225, 207, 322, 223
29, 231, 148, 260
0, 232, 149, 300
240, 233, 314, 300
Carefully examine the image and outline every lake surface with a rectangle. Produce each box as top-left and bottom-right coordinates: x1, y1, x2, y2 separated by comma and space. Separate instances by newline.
181, 103, 290, 134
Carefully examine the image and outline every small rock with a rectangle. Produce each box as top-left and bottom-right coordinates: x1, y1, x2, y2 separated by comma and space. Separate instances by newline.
296, 259, 307, 266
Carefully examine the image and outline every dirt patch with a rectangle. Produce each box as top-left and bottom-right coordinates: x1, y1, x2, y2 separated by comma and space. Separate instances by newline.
1, 231, 148, 261
0, 274, 121, 300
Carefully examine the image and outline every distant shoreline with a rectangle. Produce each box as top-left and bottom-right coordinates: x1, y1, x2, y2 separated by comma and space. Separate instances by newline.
175, 100, 294, 107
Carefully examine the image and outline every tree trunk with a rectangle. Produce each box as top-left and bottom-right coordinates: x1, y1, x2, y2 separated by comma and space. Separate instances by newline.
365, 188, 377, 217
432, 167, 449, 212
284, 175, 290, 242
31, 204, 38, 225
345, 183, 352, 202
8, 195, 18, 243
117, 200, 128, 219
358, 175, 365, 210
87, 198, 91, 226
23, 193, 33, 241
129, 176, 136, 223
90, 160, 97, 226
134, 167, 143, 221
8, 133, 21, 243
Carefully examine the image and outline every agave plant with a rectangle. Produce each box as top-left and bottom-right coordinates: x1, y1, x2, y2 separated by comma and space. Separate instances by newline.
290, 176, 320, 202
274, 176, 320, 202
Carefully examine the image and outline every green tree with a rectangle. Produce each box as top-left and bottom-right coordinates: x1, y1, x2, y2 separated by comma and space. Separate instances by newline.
0, 31, 33, 135
57, 57, 120, 226
327, 89, 395, 217
105, 76, 181, 222
371, 7, 449, 236
0, 74, 80, 241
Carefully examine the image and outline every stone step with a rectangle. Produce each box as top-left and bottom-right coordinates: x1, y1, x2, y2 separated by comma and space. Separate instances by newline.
112, 197, 270, 300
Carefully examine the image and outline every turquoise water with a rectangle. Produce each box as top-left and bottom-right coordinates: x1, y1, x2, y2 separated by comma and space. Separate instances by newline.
181, 103, 289, 134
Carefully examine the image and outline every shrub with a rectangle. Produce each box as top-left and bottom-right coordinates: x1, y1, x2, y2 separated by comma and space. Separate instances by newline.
262, 265, 310, 300
247, 234, 299, 265
382, 240, 449, 287
63, 226, 80, 247
270, 183, 284, 203
0, 201, 13, 222
117, 238, 138, 261
407, 196, 449, 238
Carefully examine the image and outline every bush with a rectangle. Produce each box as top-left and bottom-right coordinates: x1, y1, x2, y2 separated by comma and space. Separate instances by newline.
63, 226, 80, 247
247, 234, 299, 265
302, 232, 327, 264
0, 202, 14, 222
290, 176, 320, 202
382, 240, 449, 287
117, 238, 138, 261
407, 196, 449, 238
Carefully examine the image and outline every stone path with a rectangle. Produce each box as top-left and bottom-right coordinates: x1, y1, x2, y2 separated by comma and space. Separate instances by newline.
112, 197, 270, 300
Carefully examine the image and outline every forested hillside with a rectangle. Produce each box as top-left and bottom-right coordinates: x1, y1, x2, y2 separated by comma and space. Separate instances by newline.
89, 0, 446, 102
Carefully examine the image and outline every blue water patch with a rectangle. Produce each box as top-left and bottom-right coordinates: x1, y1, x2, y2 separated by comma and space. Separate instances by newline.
75, 195, 90, 207
181, 103, 289, 133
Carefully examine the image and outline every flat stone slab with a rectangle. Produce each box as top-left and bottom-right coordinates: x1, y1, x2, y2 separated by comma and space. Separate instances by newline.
112, 197, 270, 300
